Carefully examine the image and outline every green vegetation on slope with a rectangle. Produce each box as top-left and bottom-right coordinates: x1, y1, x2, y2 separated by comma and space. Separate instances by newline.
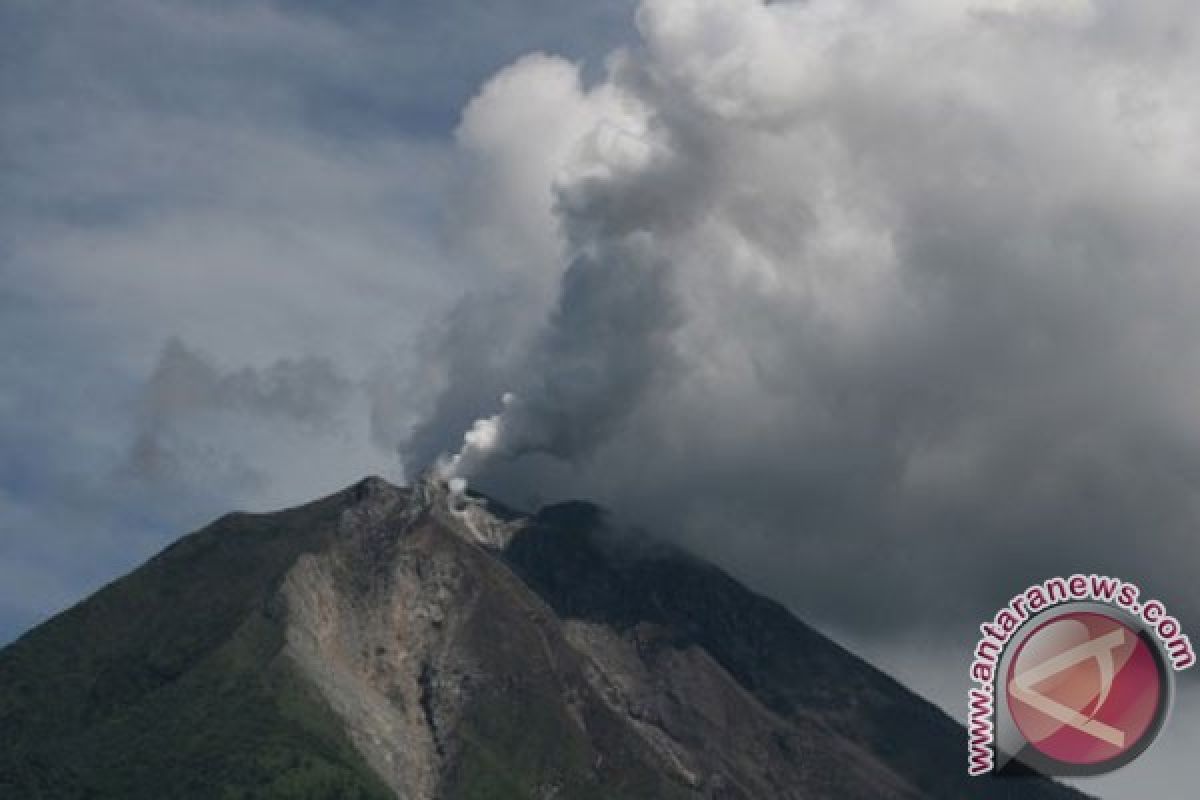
0, 487, 392, 800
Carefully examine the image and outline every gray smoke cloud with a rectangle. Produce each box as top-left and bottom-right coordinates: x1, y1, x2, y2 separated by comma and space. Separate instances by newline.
403, 0, 1200, 643
128, 338, 354, 493
407, 49, 710, 487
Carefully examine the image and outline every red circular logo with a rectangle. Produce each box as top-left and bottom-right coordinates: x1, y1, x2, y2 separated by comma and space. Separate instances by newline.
1006, 611, 1165, 767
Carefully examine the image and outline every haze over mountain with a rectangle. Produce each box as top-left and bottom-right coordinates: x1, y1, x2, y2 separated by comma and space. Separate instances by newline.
0, 476, 1084, 799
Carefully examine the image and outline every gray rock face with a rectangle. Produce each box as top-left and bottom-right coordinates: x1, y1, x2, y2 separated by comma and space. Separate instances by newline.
274, 477, 1087, 799
281, 477, 526, 798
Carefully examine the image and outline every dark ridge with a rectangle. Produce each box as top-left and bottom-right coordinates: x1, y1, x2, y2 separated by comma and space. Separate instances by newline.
503, 504, 1088, 800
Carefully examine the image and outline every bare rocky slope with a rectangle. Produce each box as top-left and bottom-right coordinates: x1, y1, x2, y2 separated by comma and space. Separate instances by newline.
0, 476, 1087, 799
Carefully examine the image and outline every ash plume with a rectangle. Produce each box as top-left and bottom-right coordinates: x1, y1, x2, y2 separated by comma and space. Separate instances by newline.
405, 0, 1200, 643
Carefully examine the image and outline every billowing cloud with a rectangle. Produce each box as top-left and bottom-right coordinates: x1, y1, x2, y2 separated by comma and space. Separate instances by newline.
404, 0, 1200, 646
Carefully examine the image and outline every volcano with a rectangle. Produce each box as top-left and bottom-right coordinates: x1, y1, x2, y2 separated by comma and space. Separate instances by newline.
0, 476, 1086, 799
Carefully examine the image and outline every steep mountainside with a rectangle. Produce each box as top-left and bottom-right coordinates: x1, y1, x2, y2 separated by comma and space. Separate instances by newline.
0, 476, 1086, 799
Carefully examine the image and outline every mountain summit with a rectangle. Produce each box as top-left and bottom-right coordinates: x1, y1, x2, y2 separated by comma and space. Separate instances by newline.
0, 476, 1084, 799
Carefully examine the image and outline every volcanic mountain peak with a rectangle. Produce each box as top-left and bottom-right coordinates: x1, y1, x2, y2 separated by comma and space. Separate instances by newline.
0, 476, 1086, 799
402, 472, 528, 551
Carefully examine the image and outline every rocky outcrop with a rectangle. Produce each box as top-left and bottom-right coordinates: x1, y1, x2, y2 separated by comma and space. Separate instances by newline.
275, 477, 1085, 799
